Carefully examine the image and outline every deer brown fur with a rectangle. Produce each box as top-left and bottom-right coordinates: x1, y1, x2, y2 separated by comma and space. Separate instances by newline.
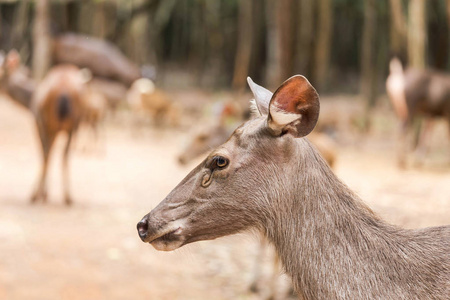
138, 75, 449, 299
53, 33, 142, 87
31, 64, 87, 205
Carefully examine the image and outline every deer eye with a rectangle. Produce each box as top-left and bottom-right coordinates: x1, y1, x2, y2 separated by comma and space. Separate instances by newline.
212, 156, 229, 169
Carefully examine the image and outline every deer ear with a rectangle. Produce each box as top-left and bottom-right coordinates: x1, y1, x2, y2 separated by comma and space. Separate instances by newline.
267, 75, 320, 138
247, 77, 273, 116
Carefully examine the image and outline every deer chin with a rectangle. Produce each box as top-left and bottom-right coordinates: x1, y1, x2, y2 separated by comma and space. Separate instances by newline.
148, 227, 185, 251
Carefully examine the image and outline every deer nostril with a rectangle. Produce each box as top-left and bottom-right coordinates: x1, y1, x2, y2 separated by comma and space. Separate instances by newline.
137, 219, 149, 240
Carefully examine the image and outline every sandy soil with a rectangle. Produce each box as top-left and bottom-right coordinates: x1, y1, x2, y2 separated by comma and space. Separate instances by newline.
0, 94, 449, 300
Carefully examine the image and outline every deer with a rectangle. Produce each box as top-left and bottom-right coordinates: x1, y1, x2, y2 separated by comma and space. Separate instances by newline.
30, 64, 88, 205
137, 75, 449, 299
1, 51, 100, 204
127, 78, 179, 128
177, 98, 337, 298
0, 50, 36, 109
386, 57, 450, 167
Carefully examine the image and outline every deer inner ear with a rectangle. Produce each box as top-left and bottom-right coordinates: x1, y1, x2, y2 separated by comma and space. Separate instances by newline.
268, 75, 320, 138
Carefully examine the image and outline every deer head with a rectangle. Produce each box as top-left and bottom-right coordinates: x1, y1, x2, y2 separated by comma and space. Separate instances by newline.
137, 75, 320, 251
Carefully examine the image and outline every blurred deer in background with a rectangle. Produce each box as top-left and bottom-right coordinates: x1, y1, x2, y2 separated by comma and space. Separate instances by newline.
177, 101, 246, 165
178, 100, 337, 168
127, 78, 179, 128
31, 64, 88, 205
53, 33, 143, 87
386, 57, 450, 167
1, 50, 105, 204
0, 50, 36, 109
53, 33, 146, 111
138, 75, 449, 299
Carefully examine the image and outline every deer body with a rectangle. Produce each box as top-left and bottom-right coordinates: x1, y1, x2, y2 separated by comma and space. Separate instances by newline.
31, 64, 87, 205
138, 75, 449, 299
53, 33, 141, 87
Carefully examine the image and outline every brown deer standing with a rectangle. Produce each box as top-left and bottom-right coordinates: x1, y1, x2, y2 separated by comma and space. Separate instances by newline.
138, 75, 449, 299
30, 64, 87, 205
127, 78, 179, 127
386, 58, 450, 167
0, 50, 36, 109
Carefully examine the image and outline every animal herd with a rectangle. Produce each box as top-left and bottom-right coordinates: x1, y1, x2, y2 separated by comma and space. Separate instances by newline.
1, 39, 449, 299
0, 34, 177, 205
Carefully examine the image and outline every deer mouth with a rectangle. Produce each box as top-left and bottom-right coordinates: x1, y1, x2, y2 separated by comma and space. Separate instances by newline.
148, 227, 185, 251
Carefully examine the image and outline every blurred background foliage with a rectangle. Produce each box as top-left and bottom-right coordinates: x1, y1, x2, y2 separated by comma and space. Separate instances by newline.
0, 0, 448, 98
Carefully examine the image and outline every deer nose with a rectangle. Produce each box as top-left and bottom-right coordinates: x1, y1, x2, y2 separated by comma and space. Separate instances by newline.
137, 218, 149, 241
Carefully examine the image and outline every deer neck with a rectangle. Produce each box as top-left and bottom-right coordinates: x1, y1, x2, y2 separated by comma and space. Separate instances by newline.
262, 140, 444, 299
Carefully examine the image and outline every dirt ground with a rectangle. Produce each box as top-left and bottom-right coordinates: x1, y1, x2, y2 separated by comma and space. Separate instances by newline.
0, 93, 449, 300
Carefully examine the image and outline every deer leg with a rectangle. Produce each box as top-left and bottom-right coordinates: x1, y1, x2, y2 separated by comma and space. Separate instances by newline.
62, 131, 74, 206
414, 118, 433, 167
249, 237, 268, 293
31, 127, 56, 204
397, 121, 410, 169
266, 253, 282, 300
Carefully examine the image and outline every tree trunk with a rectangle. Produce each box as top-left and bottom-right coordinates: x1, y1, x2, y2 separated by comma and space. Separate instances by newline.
408, 0, 426, 69
232, 0, 253, 90
203, 0, 223, 86
361, 0, 377, 131
78, 0, 94, 35
265, 0, 281, 88
388, 0, 406, 57
11, 0, 30, 51
33, 0, 51, 80
296, 0, 315, 77
129, 10, 150, 65
447, 0, 450, 69
314, 0, 333, 92
249, 0, 265, 82
92, 1, 107, 39
448, 0, 450, 32
277, 0, 295, 82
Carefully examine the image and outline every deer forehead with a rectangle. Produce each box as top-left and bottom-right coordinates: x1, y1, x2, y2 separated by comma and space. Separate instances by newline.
233, 117, 266, 140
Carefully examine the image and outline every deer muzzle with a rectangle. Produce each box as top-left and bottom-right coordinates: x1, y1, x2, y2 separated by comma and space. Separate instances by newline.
137, 215, 185, 251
